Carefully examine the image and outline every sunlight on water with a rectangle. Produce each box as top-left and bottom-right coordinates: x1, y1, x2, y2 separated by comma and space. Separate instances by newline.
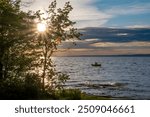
53, 56, 150, 99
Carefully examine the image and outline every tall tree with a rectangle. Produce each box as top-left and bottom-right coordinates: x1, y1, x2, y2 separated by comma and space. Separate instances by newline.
0, 0, 81, 99
35, 0, 81, 92
0, 0, 36, 80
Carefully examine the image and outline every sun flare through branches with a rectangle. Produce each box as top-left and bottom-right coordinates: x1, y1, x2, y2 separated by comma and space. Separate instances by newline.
37, 23, 46, 32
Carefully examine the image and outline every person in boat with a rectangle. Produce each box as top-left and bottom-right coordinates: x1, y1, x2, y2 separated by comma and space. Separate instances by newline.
92, 62, 101, 66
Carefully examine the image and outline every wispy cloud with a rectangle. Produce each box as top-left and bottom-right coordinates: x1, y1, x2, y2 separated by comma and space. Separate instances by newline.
22, 0, 112, 28
54, 48, 150, 56
126, 25, 150, 29
58, 0, 112, 28
104, 3, 150, 15
22, 0, 150, 28
90, 42, 150, 48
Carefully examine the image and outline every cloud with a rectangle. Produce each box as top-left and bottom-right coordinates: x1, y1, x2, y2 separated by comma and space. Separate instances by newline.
22, 0, 112, 28
22, 0, 150, 28
67, 0, 111, 28
90, 41, 150, 48
126, 25, 150, 29
53, 48, 150, 56
84, 38, 99, 42
104, 3, 150, 15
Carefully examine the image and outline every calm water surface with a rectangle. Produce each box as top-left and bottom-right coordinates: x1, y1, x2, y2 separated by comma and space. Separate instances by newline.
53, 57, 150, 99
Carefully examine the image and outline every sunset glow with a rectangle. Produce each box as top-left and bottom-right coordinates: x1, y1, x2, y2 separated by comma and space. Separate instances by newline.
37, 23, 46, 32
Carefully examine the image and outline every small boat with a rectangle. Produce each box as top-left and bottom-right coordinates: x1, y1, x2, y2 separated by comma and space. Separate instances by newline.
91, 62, 101, 67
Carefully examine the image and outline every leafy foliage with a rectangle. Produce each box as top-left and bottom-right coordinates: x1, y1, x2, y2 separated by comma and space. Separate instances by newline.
33, 0, 81, 93
0, 0, 81, 99
0, 0, 36, 80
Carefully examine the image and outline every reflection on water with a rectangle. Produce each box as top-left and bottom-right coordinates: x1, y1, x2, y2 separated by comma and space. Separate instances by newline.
52, 56, 150, 99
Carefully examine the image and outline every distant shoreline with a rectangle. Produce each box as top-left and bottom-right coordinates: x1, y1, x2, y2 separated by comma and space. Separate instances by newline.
52, 54, 150, 57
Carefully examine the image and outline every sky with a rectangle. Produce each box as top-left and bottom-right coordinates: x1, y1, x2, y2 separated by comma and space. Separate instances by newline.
22, 0, 150, 56
23, 0, 150, 28
53, 39, 150, 56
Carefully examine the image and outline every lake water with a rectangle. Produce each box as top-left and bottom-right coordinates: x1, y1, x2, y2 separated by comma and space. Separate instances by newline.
53, 56, 150, 99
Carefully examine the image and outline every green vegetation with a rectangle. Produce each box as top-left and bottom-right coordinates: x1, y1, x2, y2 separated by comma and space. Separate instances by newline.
58, 89, 111, 100
0, 0, 107, 100
0, 0, 83, 99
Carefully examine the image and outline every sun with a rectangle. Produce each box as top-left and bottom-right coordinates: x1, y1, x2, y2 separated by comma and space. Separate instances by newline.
37, 23, 46, 32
